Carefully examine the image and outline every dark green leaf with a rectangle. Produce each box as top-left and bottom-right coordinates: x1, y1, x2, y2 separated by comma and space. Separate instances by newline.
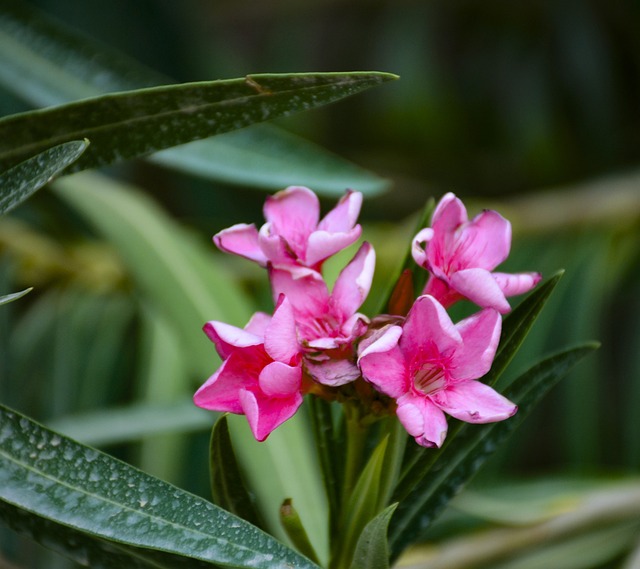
0, 140, 87, 215
0, 0, 390, 195
0, 72, 396, 174
210, 416, 265, 531
0, 287, 32, 306
349, 504, 397, 569
487, 271, 564, 388
308, 396, 342, 539
388, 343, 599, 561
0, 403, 321, 569
279, 499, 321, 565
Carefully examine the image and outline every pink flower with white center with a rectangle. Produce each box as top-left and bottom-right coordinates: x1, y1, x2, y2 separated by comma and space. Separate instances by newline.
358, 295, 517, 448
214, 186, 363, 274
193, 297, 304, 442
269, 242, 376, 386
412, 192, 541, 313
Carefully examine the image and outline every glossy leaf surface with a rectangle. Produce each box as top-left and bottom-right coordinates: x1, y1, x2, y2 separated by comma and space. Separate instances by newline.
0, 403, 321, 569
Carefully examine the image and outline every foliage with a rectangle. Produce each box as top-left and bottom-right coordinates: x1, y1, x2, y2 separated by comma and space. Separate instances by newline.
1, 2, 639, 569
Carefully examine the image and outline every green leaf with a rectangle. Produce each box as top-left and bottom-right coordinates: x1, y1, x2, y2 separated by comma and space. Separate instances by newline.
332, 436, 389, 569
0, 68, 397, 180
279, 498, 321, 565
52, 171, 253, 377
47, 400, 211, 447
349, 504, 397, 569
388, 343, 599, 561
487, 271, 564, 388
0, 287, 32, 306
0, 0, 390, 195
308, 396, 342, 538
0, 403, 321, 569
210, 416, 265, 531
0, 140, 87, 215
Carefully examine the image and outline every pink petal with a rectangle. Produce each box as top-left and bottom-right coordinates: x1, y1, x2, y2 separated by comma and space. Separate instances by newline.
214, 223, 268, 265
358, 325, 408, 398
193, 362, 243, 414
455, 210, 511, 271
450, 268, 512, 313
264, 296, 299, 362
268, 267, 329, 317
396, 393, 448, 448
194, 346, 266, 413
258, 229, 293, 266
203, 321, 263, 359
432, 380, 517, 423
263, 186, 320, 259
493, 272, 542, 297
305, 226, 362, 268
400, 295, 461, 357
258, 361, 302, 397
331, 242, 375, 320
239, 388, 303, 442
431, 192, 464, 227
318, 190, 363, 233
422, 276, 462, 309
431, 194, 467, 243
411, 227, 434, 269
452, 308, 501, 380
244, 312, 272, 337
305, 357, 361, 386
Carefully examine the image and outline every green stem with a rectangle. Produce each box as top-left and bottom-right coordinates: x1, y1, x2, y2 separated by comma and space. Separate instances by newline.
341, 405, 368, 501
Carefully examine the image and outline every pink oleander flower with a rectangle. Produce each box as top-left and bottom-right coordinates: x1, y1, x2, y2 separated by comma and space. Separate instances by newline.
193, 297, 304, 442
269, 242, 376, 386
214, 186, 363, 274
412, 192, 541, 313
358, 295, 517, 448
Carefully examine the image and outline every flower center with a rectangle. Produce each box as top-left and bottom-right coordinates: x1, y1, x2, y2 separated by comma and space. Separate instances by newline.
413, 363, 446, 395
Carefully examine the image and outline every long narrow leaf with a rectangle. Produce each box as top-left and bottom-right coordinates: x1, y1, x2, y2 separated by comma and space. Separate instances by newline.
0, 403, 320, 569
0, 0, 390, 195
210, 416, 265, 530
389, 343, 599, 561
0, 140, 87, 215
349, 504, 397, 569
0, 287, 32, 306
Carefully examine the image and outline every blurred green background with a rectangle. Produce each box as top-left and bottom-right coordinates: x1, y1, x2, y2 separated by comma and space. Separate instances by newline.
1, 1, 639, 568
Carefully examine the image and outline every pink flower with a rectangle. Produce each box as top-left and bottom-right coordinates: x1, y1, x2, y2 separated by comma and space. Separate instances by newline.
193, 297, 304, 442
358, 295, 516, 448
269, 242, 375, 386
214, 186, 362, 273
412, 193, 541, 313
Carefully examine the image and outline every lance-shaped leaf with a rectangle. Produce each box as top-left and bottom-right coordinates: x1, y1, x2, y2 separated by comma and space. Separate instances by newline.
388, 343, 599, 561
0, 403, 321, 569
210, 416, 265, 531
349, 504, 398, 569
0, 140, 87, 215
0, 287, 32, 306
0, 65, 396, 180
0, 0, 390, 195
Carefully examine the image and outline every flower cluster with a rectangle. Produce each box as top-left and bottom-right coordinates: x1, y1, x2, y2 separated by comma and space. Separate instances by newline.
194, 187, 541, 447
